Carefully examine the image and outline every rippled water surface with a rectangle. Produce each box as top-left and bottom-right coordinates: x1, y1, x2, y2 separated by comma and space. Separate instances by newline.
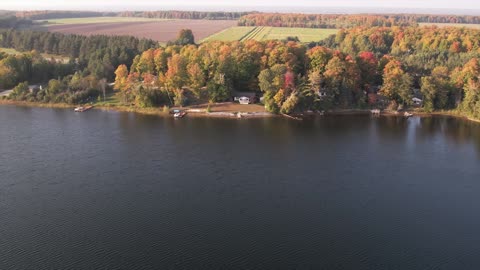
1, 105, 480, 269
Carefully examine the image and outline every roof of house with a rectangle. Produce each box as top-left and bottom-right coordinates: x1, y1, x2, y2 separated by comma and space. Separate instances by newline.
233, 91, 257, 98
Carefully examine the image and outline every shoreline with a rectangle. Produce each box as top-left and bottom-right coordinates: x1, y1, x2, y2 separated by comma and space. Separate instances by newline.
1, 99, 479, 123
0, 100, 277, 119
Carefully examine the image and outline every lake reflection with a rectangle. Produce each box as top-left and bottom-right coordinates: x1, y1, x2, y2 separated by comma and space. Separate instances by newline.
1, 106, 480, 269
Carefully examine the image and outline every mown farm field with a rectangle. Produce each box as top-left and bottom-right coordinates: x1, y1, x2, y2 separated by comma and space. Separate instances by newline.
41, 19, 237, 43
201, 27, 256, 42
34, 15, 337, 44
202, 26, 338, 43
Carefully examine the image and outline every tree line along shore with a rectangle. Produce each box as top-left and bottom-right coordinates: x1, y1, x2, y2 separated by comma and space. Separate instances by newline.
1, 13, 480, 121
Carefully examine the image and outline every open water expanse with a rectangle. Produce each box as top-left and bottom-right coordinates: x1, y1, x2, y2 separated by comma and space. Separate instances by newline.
1, 105, 480, 269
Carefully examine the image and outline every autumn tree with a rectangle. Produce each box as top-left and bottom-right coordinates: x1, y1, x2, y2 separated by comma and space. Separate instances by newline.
165, 54, 188, 90
0, 62, 16, 89
163, 54, 188, 106
154, 48, 169, 75
45, 79, 64, 102
175, 29, 195, 45
460, 80, 480, 119
380, 59, 412, 107
420, 76, 437, 112
135, 49, 156, 75
420, 66, 451, 111
450, 58, 480, 106
187, 63, 205, 98
280, 93, 299, 114
322, 53, 362, 107
258, 64, 288, 112
114, 64, 129, 92
356, 51, 379, 89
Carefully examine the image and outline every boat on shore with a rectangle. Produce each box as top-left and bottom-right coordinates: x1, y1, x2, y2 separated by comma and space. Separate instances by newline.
173, 110, 187, 118
371, 109, 381, 115
74, 105, 94, 112
404, 112, 413, 117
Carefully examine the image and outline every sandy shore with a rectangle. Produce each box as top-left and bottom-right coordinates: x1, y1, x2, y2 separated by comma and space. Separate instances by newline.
1, 99, 479, 123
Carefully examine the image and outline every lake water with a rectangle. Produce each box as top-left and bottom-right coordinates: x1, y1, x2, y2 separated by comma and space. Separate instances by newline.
1, 105, 480, 269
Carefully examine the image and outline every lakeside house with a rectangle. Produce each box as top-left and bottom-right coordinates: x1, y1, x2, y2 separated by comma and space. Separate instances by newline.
412, 97, 423, 106
28, 85, 41, 93
233, 92, 258, 104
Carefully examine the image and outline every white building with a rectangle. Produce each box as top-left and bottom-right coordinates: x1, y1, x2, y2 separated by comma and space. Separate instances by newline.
412, 97, 423, 105
238, 97, 250, 105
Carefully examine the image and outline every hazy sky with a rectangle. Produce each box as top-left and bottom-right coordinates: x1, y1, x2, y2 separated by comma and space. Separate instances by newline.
3, 0, 480, 10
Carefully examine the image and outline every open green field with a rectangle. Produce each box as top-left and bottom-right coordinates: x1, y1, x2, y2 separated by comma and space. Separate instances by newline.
0, 47, 70, 63
201, 27, 255, 42
419, 23, 480, 29
36, 16, 170, 25
262, 27, 338, 42
202, 26, 338, 43
0, 48, 19, 54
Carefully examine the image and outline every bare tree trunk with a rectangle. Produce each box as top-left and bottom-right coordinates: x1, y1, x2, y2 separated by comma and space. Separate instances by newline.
99, 78, 107, 102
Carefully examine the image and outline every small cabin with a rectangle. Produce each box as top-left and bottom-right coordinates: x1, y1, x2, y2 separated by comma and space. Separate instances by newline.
238, 97, 250, 105
28, 85, 41, 93
412, 97, 423, 105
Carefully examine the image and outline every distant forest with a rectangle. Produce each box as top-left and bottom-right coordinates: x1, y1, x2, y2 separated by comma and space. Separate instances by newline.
118, 11, 253, 20
15, 10, 254, 21
0, 29, 158, 82
0, 16, 32, 28
13, 11, 480, 26
15, 11, 116, 20
238, 13, 480, 28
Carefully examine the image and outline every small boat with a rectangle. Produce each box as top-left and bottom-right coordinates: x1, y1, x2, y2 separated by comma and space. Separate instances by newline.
371, 109, 381, 115
173, 111, 187, 118
74, 105, 93, 112
404, 112, 413, 117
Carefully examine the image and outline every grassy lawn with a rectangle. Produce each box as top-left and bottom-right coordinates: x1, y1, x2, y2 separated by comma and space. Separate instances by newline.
187, 102, 266, 113
36, 16, 170, 25
92, 92, 122, 107
202, 26, 338, 43
419, 23, 480, 29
